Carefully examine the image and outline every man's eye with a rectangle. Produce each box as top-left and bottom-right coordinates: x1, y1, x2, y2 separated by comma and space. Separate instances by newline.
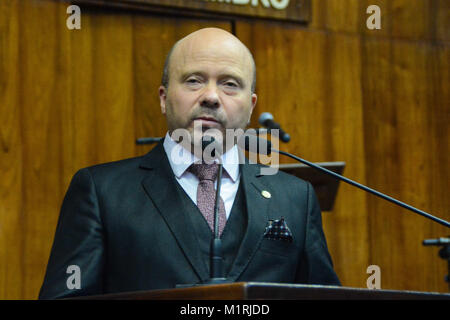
224, 81, 238, 88
186, 78, 200, 84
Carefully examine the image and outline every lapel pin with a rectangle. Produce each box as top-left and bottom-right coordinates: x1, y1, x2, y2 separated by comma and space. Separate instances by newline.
261, 190, 271, 199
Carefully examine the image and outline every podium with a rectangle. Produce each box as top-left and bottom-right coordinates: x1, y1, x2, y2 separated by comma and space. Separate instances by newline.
72, 282, 450, 300
278, 162, 345, 211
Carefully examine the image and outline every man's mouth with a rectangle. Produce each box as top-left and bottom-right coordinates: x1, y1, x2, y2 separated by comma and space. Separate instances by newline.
193, 116, 221, 127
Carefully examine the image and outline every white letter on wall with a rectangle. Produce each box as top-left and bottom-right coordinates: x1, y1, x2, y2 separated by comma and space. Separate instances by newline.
270, 0, 290, 10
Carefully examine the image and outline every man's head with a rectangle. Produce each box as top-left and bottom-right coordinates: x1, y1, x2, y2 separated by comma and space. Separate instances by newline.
159, 28, 257, 152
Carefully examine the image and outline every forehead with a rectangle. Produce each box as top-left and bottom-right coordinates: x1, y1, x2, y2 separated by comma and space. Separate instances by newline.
170, 36, 254, 79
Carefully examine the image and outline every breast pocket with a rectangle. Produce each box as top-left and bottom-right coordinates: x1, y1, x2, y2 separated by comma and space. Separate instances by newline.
258, 238, 299, 257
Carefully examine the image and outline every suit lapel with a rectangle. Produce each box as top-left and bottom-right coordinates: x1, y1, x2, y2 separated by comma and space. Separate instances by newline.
139, 143, 209, 282
227, 163, 272, 281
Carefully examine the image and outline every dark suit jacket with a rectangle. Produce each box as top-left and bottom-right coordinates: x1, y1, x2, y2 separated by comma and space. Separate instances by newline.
39, 142, 340, 299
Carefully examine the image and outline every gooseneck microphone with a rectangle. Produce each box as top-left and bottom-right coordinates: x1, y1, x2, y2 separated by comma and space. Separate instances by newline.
423, 236, 450, 289
136, 137, 163, 144
241, 134, 450, 228
258, 112, 291, 143
201, 136, 228, 284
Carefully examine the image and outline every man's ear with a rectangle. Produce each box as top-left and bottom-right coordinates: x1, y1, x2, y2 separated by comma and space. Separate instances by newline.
249, 93, 257, 123
159, 86, 167, 114
251, 93, 257, 110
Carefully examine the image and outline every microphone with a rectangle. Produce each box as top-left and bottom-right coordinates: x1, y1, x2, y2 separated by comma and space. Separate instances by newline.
242, 135, 450, 228
423, 237, 450, 246
423, 236, 450, 288
258, 112, 290, 143
136, 137, 163, 144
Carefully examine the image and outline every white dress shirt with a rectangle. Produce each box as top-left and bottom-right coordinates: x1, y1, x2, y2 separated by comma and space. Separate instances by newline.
163, 132, 241, 220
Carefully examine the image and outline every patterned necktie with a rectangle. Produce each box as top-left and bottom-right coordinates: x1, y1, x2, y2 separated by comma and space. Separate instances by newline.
188, 163, 226, 237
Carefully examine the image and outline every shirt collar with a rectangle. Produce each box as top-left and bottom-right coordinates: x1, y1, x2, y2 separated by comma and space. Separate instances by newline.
163, 132, 240, 182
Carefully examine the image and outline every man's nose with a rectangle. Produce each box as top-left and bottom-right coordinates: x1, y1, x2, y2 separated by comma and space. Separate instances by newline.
200, 84, 220, 109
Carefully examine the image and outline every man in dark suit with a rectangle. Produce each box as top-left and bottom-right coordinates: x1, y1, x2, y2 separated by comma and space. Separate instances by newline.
39, 28, 340, 299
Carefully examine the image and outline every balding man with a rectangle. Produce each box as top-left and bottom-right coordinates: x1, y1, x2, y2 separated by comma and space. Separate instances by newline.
159, 28, 257, 152
39, 28, 340, 299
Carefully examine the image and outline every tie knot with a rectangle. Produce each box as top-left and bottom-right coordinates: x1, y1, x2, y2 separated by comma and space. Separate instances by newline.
188, 163, 219, 181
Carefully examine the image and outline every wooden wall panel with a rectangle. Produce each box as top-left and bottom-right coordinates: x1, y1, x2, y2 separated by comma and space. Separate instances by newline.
61, 9, 96, 178
90, 12, 136, 162
384, 0, 449, 41
310, 0, 364, 33
236, 21, 370, 288
0, 0, 232, 299
362, 37, 450, 291
19, 0, 67, 299
0, 0, 23, 300
428, 45, 450, 290
237, 0, 449, 292
0, 0, 448, 298
311, 0, 450, 41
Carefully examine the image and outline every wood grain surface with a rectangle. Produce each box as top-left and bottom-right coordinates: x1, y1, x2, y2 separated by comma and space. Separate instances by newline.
0, 0, 448, 298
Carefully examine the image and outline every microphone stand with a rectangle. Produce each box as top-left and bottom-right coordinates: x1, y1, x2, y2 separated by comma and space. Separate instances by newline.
203, 161, 229, 284
242, 132, 449, 227
201, 137, 229, 285
177, 137, 229, 287
243, 133, 450, 288
423, 237, 450, 291
273, 148, 450, 228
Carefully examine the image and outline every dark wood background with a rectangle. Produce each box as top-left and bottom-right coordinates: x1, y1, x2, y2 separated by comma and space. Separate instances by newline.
0, 0, 448, 299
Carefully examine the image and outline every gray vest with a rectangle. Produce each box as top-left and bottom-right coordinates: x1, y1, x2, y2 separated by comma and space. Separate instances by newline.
174, 180, 247, 277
